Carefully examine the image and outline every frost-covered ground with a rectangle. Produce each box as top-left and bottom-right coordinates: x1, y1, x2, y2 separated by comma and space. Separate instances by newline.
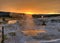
4, 15, 60, 43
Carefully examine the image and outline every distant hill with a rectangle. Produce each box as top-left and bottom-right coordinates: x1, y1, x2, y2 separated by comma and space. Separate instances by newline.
0, 11, 10, 17
0, 11, 26, 18
32, 14, 60, 18
0, 11, 60, 18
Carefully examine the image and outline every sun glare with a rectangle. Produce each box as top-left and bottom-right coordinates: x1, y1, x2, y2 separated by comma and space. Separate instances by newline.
24, 12, 34, 14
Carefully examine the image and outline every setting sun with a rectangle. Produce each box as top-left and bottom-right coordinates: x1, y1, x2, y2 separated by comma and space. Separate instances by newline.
23, 12, 35, 14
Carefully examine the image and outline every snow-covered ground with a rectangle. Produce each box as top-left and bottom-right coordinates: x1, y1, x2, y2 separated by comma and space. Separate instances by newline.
3, 15, 60, 43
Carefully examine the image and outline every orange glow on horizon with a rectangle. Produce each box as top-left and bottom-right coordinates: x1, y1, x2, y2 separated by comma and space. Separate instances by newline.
47, 12, 60, 14
20, 11, 57, 14
0, 6, 60, 14
1, 9, 60, 14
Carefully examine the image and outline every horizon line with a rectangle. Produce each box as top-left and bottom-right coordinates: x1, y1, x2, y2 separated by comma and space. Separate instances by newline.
0, 11, 60, 15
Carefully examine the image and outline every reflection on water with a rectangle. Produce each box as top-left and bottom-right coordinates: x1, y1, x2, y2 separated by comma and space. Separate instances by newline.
24, 15, 35, 29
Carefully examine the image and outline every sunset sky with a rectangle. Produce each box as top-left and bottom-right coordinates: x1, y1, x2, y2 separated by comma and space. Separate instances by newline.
0, 0, 60, 14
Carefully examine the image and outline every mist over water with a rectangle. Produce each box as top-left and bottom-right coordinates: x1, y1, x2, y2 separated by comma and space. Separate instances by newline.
19, 15, 60, 43
4, 14, 60, 43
